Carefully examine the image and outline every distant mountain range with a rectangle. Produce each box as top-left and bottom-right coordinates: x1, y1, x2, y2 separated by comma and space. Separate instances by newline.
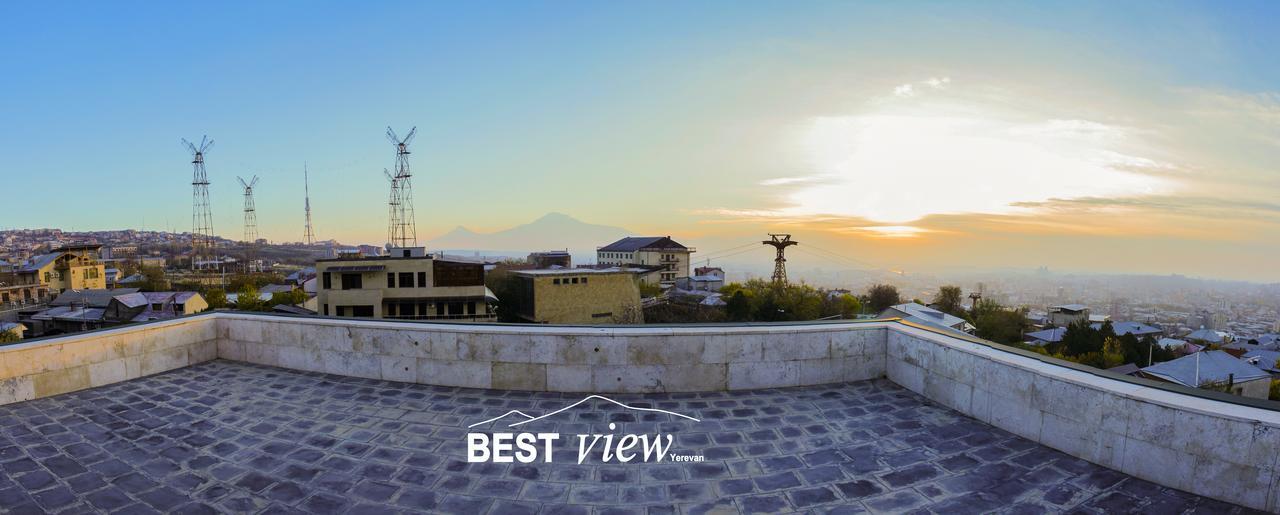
427, 213, 632, 255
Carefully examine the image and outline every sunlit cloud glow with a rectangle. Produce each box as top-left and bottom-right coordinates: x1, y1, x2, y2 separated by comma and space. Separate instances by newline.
778, 110, 1178, 224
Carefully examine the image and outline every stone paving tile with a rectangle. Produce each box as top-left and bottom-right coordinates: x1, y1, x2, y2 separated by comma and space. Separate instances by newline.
0, 359, 1265, 514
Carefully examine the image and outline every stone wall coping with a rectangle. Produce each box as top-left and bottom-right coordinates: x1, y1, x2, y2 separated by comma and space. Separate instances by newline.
890, 322, 1280, 425
0, 314, 210, 355
214, 311, 901, 336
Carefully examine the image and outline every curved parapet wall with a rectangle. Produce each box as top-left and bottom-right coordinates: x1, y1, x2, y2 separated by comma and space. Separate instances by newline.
886, 322, 1280, 512
214, 313, 889, 392
5, 312, 1280, 510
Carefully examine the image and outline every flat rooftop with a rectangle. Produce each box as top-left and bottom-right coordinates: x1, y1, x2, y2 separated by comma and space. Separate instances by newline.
0, 361, 1249, 514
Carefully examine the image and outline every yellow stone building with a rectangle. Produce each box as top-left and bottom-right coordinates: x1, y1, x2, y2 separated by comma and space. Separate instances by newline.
596, 236, 694, 287
14, 244, 107, 295
512, 268, 644, 324
315, 248, 497, 321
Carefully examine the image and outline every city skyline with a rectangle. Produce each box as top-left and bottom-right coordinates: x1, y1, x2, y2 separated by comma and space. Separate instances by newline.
2, 1, 1278, 281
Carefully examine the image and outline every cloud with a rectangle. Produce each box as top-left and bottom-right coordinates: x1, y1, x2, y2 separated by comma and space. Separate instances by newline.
892, 77, 951, 97
759, 176, 815, 186
776, 112, 1175, 224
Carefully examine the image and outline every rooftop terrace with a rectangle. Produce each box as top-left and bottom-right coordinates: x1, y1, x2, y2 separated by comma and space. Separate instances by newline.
0, 360, 1250, 514
2, 313, 1279, 512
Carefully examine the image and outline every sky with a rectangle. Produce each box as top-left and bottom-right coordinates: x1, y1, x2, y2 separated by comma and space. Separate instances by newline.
1, 1, 1278, 281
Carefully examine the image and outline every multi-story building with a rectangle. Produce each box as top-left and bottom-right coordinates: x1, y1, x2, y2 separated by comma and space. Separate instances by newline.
27, 244, 107, 293
315, 247, 497, 321
511, 268, 644, 324
596, 236, 694, 287
527, 251, 572, 269
0, 261, 48, 306
1, 244, 106, 305
1048, 304, 1090, 326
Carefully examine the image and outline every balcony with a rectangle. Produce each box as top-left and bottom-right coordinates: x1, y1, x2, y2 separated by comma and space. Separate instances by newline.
0, 313, 1277, 511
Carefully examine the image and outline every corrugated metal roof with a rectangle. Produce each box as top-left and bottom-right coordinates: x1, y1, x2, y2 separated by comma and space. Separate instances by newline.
113, 293, 149, 308
598, 236, 688, 252
19, 253, 60, 272
1092, 321, 1162, 337
1026, 327, 1068, 344
1185, 328, 1232, 343
1140, 350, 1270, 387
883, 303, 968, 331
1242, 350, 1280, 374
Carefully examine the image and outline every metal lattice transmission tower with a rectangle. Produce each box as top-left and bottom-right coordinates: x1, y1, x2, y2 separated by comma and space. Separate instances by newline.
183, 136, 215, 271
238, 176, 259, 272
386, 126, 418, 247
762, 234, 798, 285
384, 169, 403, 247
303, 164, 316, 246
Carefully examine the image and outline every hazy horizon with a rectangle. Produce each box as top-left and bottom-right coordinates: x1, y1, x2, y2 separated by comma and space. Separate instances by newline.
2, 1, 1278, 281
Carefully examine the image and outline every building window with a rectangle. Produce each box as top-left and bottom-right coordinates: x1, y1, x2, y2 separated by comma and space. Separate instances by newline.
467, 302, 476, 315
323, 304, 328, 316
571, 277, 579, 284
387, 273, 396, 288
582, 277, 588, 284
399, 272, 414, 288
323, 272, 331, 289
553, 278, 560, 285
386, 303, 397, 317
417, 272, 426, 287
352, 305, 373, 317
591, 312, 613, 318
341, 274, 363, 290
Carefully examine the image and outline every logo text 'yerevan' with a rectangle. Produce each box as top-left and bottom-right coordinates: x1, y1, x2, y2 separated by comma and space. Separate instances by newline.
465, 395, 703, 465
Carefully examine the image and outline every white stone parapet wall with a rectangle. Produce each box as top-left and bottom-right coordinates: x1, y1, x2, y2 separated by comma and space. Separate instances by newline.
886, 323, 1280, 512
0, 316, 217, 405
214, 314, 889, 393
6, 312, 1280, 510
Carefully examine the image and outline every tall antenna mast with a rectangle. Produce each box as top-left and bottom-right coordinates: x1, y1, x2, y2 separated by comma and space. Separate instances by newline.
386, 126, 418, 247
762, 234, 798, 285
303, 164, 316, 246
238, 175, 260, 273
183, 136, 215, 272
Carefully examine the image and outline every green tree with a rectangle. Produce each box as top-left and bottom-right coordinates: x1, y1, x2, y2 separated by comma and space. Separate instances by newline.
726, 290, 752, 321
137, 266, 169, 292
1059, 320, 1105, 357
933, 285, 964, 317
234, 286, 270, 312
865, 284, 901, 313
1270, 380, 1280, 402
971, 300, 1029, 345
227, 273, 286, 294
0, 330, 18, 344
833, 294, 862, 319
269, 289, 307, 307
205, 288, 228, 309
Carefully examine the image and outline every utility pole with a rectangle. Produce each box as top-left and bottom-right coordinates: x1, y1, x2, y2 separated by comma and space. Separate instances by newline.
762, 234, 798, 285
